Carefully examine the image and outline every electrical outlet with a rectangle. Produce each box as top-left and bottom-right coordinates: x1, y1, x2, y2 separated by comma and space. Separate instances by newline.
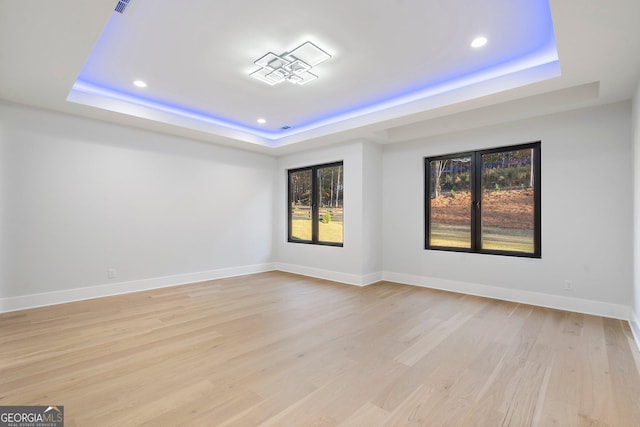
563, 280, 574, 291
107, 268, 117, 279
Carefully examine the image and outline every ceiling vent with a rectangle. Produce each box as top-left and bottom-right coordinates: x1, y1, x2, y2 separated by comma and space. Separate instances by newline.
114, 0, 131, 14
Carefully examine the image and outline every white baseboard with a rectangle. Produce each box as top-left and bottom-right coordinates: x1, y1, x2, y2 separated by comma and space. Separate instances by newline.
631, 310, 640, 352
361, 271, 384, 286
274, 262, 382, 287
1, 264, 632, 325
0, 263, 275, 313
382, 271, 631, 320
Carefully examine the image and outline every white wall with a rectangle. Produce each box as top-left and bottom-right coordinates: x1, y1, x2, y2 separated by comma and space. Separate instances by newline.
1, 99, 637, 322
383, 101, 633, 319
0, 112, 6, 297
361, 141, 383, 278
632, 81, 640, 345
274, 140, 383, 285
0, 101, 276, 310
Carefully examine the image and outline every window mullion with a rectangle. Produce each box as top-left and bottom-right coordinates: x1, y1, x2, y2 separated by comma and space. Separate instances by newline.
424, 160, 431, 249
533, 145, 542, 256
312, 167, 320, 243
287, 172, 293, 242
471, 152, 482, 251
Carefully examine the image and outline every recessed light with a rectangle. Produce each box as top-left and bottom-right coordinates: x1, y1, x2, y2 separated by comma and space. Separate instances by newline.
257, 118, 266, 124
133, 80, 147, 88
471, 36, 488, 48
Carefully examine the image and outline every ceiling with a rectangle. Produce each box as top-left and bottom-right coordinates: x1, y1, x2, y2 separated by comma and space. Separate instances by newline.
1, 0, 639, 155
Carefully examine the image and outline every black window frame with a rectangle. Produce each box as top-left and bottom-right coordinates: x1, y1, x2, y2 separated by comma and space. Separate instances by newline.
288, 161, 344, 247
425, 142, 541, 258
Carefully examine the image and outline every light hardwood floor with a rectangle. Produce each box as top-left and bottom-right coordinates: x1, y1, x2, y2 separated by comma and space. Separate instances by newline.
2, 271, 640, 426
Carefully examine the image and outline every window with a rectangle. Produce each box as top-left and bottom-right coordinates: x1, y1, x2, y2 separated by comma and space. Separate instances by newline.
425, 142, 541, 257
288, 161, 343, 246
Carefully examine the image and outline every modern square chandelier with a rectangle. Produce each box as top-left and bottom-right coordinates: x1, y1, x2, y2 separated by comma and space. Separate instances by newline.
250, 41, 331, 86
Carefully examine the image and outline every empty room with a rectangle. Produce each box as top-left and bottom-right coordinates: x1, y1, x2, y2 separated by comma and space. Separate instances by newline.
2, 0, 640, 426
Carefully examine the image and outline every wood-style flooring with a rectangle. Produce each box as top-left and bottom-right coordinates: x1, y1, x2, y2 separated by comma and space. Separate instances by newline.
1, 271, 640, 426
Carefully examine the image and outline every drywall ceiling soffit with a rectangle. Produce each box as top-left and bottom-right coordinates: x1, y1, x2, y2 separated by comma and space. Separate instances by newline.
65, 0, 560, 146
269, 81, 602, 155
384, 82, 601, 143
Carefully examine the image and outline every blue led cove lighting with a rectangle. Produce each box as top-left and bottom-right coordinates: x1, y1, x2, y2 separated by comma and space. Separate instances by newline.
68, 0, 559, 146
